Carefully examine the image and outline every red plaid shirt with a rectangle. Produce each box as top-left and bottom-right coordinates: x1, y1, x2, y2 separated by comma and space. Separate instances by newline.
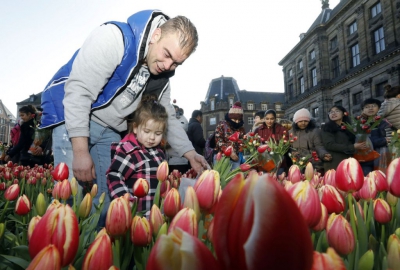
107, 133, 165, 214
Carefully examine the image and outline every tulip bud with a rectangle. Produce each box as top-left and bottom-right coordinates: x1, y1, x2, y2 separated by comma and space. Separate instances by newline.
156, 161, 169, 182
304, 162, 314, 181
373, 198, 392, 224
70, 177, 78, 196
239, 163, 252, 172
150, 204, 164, 237
288, 165, 302, 183
387, 191, 398, 207
257, 144, 268, 153
99, 192, 106, 205
228, 132, 240, 142
194, 170, 220, 212
215, 152, 223, 161
27, 244, 61, 270
131, 216, 152, 247
369, 170, 388, 192
36, 193, 47, 216
388, 161, 400, 195
358, 250, 374, 270
168, 208, 198, 236
28, 216, 41, 242
51, 162, 69, 181
4, 184, 20, 201
335, 158, 363, 193
163, 188, 181, 218
224, 146, 233, 157
183, 186, 201, 223
133, 178, 150, 198
106, 197, 131, 237
15, 195, 31, 216
160, 180, 171, 198
312, 203, 328, 232
326, 213, 355, 255
82, 234, 113, 270
311, 248, 346, 270
387, 234, 400, 270
318, 185, 345, 214
78, 193, 93, 219
358, 177, 377, 201
59, 179, 72, 200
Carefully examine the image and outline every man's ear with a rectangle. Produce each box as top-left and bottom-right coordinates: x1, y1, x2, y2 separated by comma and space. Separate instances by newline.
150, 28, 162, 44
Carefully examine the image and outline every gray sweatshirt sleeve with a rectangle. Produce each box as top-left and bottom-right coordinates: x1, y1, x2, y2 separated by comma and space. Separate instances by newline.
63, 24, 124, 138
159, 84, 195, 157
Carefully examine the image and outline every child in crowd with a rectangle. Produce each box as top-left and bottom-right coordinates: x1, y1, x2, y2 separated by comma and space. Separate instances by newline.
107, 95, 167, 215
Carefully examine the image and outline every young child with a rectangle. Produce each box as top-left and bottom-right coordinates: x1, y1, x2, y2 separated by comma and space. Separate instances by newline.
107, 95, 167, 215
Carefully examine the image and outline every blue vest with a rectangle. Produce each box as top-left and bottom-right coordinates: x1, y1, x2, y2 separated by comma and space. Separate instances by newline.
40, 10, 171, 128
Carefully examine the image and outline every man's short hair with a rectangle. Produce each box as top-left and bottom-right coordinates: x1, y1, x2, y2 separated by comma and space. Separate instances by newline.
361, 98, 382, 109
191, 110, 202, 118
254, 110, 265, 118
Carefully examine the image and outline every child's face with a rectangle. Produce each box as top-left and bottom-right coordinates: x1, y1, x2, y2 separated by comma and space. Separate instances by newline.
134, 119, 165, 148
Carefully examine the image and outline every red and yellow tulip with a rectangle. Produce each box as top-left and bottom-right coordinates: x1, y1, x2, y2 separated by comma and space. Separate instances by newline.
163, 188, 181, 219
82, 233, 113, 270
27, 245, 61, 270
133, 178, 149, 198
193, 170, 220, 212
168, 207, 198, 237
130, 216, 152, 247
373, 198, 392, 224
326, 213, 355, 255
105, 197, 131, 237
335, 157, 364, 193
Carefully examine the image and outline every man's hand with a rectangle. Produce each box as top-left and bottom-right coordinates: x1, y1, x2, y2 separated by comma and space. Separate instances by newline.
71, 137, 96, 182
184, 150, 209, 172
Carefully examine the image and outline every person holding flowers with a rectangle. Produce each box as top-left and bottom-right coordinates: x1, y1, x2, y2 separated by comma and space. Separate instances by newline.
107, 95, 167, 215
378, 84, 400, 138
321, 105, 367, 171
290, 108, 331, 174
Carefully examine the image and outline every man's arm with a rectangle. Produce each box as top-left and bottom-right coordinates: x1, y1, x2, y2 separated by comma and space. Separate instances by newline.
71, 137, 96, 182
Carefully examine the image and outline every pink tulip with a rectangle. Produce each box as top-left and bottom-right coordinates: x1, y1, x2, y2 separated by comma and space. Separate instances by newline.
213, 173, 313, 270
168, 208, 198, 236
194, 170, 220, 212
387, 158, 400, 196
183, 186, 201, 222
156, 161, 169, 182
27, 245, 61, 270
163, 188, 181, 218
133, 178, 149, 198
82, 233, 113, 270
52, 184, 61, 200
373, 198, 392, 224
358, 176, 377, 201
29, 202, 79, 267
288, 165, 302, 183
105, 197, 132, 237
28, 216, 41, 242
335, 158, 364, 192
59, 179, 72, 200
0, 182, 5, 191
149, 204, 164, 237
287, 181, 322, 228
130, 216, 152, 247
326, 213, 355, 255
147, 228, 220, 270
311, 248, 346, 270
312, 203, 328, 232
369, 170, 388, 192
15, 195, 31, 216
4, 184, 20, 201
318, 185, 345, 214
160, 179, 171, 198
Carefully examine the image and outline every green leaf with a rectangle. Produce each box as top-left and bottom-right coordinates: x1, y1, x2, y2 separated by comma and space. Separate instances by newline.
153, 182, 161, 208
358, 250, 374, 270
11, 245, 30, 261
354, 197, 368, 256
0, 255, 29, 269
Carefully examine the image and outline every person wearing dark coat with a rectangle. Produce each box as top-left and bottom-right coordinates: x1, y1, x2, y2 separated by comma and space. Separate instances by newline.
187, 110, 206, 155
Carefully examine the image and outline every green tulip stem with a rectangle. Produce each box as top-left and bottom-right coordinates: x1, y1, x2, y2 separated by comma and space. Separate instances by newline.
347, 194, 358, 241
363, 200, 368, 223
0, 200, 10, 222
381, 224, 385, 246
22, 216, 27, 245
115, 237, 121, 268
73, 195, 76, 213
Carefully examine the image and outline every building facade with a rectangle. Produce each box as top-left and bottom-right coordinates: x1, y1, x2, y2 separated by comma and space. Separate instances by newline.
279, 0, 400, 123
0, 100, 16, 145
200, 76, 285, 137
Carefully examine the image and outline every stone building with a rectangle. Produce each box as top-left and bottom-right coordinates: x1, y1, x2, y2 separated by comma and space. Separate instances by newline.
279, 0, 400, 123
200, 76, 285, 137
0, 100, 16, 145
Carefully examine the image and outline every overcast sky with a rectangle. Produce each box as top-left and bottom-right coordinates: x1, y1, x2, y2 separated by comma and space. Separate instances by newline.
0, 0, 340, 119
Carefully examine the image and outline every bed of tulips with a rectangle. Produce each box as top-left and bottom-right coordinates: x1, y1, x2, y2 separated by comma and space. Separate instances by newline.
2, 153, 400, 269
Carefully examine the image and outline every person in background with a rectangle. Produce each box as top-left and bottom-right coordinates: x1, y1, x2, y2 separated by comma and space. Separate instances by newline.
290, 108, 331, 174
187, 110, 206, 155
107, 95, 167, 216
255, 109, 286, 142
173, 105, 189, 132
359, 98, 391, 175
214, 102, 245, 170
377, 84, 400, 138
9, 120, 22, 163
250, 110, 266, 132
321, 105, 367, 171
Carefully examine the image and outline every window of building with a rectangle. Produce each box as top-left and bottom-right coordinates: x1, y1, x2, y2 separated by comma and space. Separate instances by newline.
310, 50, 315, 60
229, 98, 234, 108
261, 104, 267, 110
288, 84, 293, 97
374, 27, 385, 54
247, 103, 254, 110
311, 68, 317, 87
371, 2, 382, 18
248, 117, 254, 125
210, 99, 215, 111
349, 21, 358, 35
275, 104, 281, 111
334, 100, 343, 107
330, 36, 338, 50
375, 81, 387, 97
0, 109, 2, 114
299, 60, 303, 69
331, 56, 340, 78
312, 107, 319, 118
289, 69, 293, 77
210, 117, 216, 125
351, 43, 360, 67
299, 77, 305, 93
353, 92, 363, 105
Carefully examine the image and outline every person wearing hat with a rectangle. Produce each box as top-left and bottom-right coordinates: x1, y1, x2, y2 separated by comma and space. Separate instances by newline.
290, 108, 331, 174
214, 101, 245, 169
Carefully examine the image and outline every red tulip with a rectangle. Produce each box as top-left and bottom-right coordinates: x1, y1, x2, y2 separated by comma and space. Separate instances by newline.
239, 163, 252, 172
213, 173, 313, 270
387, 158, 400, 196
51, 162, 69, 181
27, 245, 61, 270
287, 181, 322, 228
105, 197, 131, 237
15, 195, 31, 216
133, 178, 149, 198
318, 185, 345, 214
257, 144, 268, 153
150, 204, 164, 237
311, 247, 346, 270
131, 216, 152, 247
4, 184, 20, 201
326, 213, 355, 255
29, 202, 79, 267
82, 233, 113, 270
228, 132, 240, 142
160, 179, 171, 198
59, 179, 72, 200
163, 188, 181, 218
28, 216, 41, 242
288, 165, 302, 183
373, 198, 392, 224
0, 182, 5, 191
368, 170, 388, 192
358, 176, 377, 201
147, 228, 220, 270
52, 184, 61, 200
335, 158, 364, 193
224, 146, 233, 157
156, 161, 169, 182
193, 170, 220, 212
312, 203, 328, 232
168, 208, 198, 236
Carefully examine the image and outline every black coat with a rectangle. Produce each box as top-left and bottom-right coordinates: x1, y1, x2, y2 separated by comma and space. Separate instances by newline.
8, 118, 35, 158
187, 118, 206, 155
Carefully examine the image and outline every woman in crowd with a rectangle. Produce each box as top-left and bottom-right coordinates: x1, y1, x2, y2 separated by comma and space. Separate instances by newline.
321, 105, 367, 171
378, 84, 400, 138
290, 108, 331, 173
214, 102, 245, 169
